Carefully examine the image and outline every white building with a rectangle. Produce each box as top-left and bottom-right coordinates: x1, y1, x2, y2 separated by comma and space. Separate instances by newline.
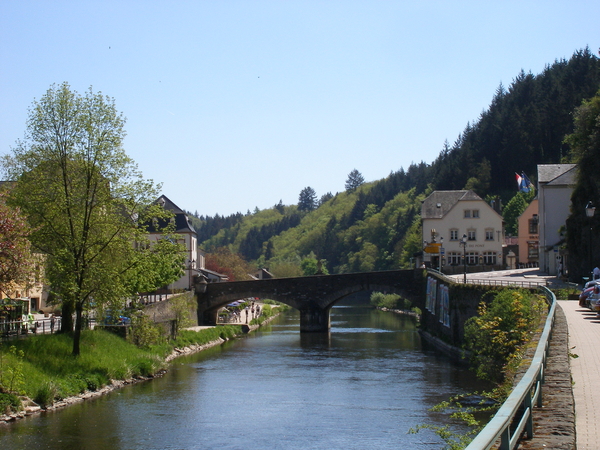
147, 195, 198, 291
421, 190, 504, 272
537, 164, 577, 275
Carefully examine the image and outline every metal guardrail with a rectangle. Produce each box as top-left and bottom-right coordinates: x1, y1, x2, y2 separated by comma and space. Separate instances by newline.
465, 285, 556, 450
1, 317, 63, 339
459, 278, 548, 289
426, 268, 548, 289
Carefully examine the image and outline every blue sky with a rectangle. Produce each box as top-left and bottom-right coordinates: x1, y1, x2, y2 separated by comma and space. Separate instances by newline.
1, 1, 598, 217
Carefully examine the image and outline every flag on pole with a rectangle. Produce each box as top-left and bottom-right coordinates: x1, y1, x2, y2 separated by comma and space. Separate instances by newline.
515, 172, 534, 193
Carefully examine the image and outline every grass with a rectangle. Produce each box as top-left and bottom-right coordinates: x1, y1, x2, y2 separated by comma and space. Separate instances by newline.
0, 304, 287, 415
0, 325, 245, 412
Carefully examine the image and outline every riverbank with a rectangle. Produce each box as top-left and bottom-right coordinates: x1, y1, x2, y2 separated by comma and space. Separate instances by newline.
0, 308, 284, 424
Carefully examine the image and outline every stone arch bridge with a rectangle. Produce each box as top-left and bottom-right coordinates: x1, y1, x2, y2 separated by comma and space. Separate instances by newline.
195, 269, 425, 332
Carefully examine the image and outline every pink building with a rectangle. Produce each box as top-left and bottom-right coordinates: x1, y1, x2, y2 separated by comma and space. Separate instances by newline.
517, 198, 539, 267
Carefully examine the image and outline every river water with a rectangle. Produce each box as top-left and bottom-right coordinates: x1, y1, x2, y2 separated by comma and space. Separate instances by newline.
0, 301, 489, 449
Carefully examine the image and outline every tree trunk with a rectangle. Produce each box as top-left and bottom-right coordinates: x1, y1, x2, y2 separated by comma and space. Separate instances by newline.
60, 300, 74, 334
72, 301, 84, 356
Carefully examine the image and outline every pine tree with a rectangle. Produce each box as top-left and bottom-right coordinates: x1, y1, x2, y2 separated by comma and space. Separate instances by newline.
298, 187, 317, 211
345, 169, 365, 192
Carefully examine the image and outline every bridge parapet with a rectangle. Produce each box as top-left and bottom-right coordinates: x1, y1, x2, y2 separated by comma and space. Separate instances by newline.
195, 269, 425, 331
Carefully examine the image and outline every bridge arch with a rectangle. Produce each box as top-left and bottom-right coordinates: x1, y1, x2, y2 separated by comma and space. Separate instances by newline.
196, 270, 425, 332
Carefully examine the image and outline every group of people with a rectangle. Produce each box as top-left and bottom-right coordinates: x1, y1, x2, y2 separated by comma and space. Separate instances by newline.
223, 301, 262, 324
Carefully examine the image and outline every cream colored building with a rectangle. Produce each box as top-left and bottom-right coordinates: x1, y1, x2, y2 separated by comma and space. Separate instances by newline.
0, 252, 50, 313
421, 190, 504, 272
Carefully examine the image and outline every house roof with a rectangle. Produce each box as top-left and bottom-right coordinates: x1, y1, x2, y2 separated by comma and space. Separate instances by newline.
421, 190, 483, 219
148, 195, 196, 234
537, 164, 577, 186
199, 268, 229, 282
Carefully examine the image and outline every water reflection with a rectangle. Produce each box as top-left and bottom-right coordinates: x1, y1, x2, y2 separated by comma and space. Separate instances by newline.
0, 303, 489, 450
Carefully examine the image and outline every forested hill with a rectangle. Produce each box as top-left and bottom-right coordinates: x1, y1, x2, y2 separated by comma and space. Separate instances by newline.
188, 48, 600, 277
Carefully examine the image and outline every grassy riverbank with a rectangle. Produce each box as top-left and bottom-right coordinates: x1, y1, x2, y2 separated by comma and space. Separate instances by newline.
0, 325, 243, 414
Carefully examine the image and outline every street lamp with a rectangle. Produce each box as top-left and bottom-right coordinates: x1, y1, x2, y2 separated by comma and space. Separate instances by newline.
460, 233, 467, 283
188, 259, 196, 290
439, 237, 444, 272
586, 201, 596, 218
586, 202, 596, 277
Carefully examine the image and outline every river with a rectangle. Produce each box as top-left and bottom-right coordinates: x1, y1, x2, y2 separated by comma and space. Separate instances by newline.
0, 299, 490, 449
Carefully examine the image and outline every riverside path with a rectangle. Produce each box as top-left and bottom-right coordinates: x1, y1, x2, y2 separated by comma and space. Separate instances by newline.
557, 299, 600, 450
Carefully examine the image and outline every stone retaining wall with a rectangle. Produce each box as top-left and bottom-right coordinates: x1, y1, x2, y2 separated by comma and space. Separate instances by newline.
518, 305, 575, 449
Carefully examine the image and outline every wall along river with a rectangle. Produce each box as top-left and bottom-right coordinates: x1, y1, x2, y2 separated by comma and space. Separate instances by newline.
0, 298, 491, 449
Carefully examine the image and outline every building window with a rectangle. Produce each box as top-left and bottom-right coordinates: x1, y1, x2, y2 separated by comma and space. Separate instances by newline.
466, 251, 478, 265
467, 229, 476, 241
449, 229, 459, 240
448, 252, 461, 265
485, 229, 494, 241
529, 215, 539, 234
472, 210, 479, 218
528, 242, 539, 259
483, 251, 496, 265
464, 210, 471, 218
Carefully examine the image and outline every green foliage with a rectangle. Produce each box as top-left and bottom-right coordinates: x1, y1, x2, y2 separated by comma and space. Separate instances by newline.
269, 258, 303, 278
565, 89, 600, 280
409, 391, 499, 450
464, 289, 546, 382
170, 292, 197, 332
301, 254, 329, 275
33, 381, 58, 408
129, 311, 165, 348
345, 169, 365, 192
399, 216, 424, 269
463, 158, 491, 196
298, 186, 317, 211
0, 345, 25, 395
2, 83, 183, 356
172, 326, 243, 348
193, 49, 600, 277
502, 191, 534, 236
0, 392, 21, 415
369, 291, 411, 310
0, 330, 168, 405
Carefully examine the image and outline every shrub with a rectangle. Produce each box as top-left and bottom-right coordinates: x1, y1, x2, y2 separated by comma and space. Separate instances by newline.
130, 311, 165, 348
34, 381, 58, 408
0, 392, 21, 414
369, 291, 403, 309
464, 289, 546, 382
0, 345, 25, 395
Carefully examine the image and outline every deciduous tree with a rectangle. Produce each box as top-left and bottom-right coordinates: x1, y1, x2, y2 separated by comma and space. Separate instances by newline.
0, 192, 33, 296
565, 89, 600, 279
2, 83, 183, 356
205, 247, 254, 281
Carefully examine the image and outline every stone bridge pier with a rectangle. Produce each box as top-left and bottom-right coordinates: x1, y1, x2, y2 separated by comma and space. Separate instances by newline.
195, 269, 425, 332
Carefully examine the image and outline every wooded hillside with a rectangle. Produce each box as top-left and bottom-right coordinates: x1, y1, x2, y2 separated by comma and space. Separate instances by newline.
190, 48, 600, 277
